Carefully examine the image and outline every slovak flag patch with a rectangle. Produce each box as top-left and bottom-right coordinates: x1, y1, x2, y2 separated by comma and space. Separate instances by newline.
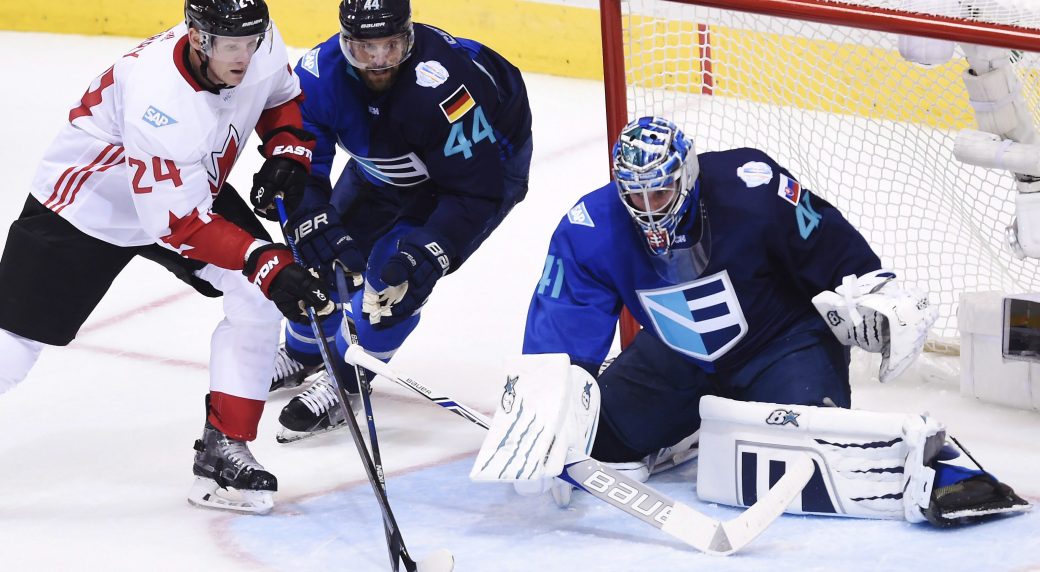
777, 174, 802, 206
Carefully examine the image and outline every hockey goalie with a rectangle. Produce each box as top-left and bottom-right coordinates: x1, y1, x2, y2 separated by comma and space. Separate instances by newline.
472, 116, 1030, 528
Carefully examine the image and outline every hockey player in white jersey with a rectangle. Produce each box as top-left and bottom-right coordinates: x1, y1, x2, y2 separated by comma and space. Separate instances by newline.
0, 0, 333, 514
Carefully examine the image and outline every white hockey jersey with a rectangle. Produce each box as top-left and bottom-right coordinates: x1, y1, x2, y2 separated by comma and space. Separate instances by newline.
30, 23, 301, 268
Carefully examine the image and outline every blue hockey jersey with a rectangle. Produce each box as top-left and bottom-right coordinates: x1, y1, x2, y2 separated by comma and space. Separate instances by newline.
523, 148, 882, 373
294, 24, 531, 263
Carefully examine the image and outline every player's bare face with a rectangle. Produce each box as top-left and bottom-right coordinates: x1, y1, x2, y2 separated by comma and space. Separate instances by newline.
359, 66, 401, 92
341, 33, 411, 92
206, 36, 261, 85
188, 29, 262, 88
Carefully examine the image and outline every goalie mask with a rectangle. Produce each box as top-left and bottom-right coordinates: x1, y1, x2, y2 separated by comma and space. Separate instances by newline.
613, 116, 700, 257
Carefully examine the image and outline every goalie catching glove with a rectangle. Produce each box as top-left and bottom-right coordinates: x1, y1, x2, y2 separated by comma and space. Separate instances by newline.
812, 270, 938, 382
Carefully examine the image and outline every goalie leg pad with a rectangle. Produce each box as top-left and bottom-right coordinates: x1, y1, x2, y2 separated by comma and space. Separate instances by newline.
696, 395, 945, 522
470, 354, 600, 492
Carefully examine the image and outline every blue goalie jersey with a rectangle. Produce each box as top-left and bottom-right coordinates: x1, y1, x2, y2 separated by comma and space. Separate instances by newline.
523, 148, 882, 373
294, 23, 531, 261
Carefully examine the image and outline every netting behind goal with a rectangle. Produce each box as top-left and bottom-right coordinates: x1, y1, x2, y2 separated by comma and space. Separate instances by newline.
601, 0, 1040, 349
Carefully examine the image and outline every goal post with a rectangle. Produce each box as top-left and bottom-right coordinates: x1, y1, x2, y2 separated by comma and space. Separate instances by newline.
600, 0, 1040, 351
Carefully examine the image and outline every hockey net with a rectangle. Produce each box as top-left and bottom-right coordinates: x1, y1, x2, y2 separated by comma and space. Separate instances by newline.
601, 0, 1040, 353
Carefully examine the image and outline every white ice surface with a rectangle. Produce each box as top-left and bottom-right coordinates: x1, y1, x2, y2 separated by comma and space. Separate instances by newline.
0, 32, 1037, 571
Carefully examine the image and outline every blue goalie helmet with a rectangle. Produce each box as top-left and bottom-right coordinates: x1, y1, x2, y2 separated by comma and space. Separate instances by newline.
612, 116, 700, 256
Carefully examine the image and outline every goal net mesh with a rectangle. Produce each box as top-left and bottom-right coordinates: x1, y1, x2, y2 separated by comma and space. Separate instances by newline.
615, 0, 1040, 349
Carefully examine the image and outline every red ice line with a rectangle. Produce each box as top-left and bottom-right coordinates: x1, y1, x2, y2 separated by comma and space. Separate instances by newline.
71, 289, 208, 368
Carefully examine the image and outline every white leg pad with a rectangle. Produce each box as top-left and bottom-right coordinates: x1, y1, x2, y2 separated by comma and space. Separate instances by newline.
470, 354, 600, 492
195, 265, 282, 401
0, 328, 44, 394
697, 395, 943, 522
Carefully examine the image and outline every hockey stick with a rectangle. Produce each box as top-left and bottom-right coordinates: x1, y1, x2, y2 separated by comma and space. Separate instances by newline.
344, 348, 811, 555
275, 198, 453, 572
345, 345, 490, 430
333, 264, 395, 567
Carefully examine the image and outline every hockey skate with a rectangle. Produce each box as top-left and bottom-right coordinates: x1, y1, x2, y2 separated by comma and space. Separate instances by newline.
924, 469, 1031, 527
188, 421, 277, 515
276, 372, 365, 443
270, 343, 325, 392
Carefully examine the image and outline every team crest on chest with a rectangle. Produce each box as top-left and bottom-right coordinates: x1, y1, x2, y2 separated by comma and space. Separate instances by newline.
207, 124, 241, 195
636, 270, 748, 361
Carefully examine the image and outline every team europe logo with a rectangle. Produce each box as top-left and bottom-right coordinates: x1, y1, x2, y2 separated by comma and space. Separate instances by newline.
636, 270, 747, 362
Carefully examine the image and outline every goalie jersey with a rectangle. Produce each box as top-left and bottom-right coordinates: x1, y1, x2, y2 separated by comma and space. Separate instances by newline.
294, 23, 531, 262
524, 148, 882, 373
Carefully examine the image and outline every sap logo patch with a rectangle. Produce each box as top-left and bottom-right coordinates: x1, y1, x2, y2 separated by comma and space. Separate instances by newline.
415, 60, 449, 88
777, 174, 802, 206
142, 106, 177, 128
567, 201, 595, 227
301, 47, 320, 78
737, 161, 773, 188
439, 84, 476, 123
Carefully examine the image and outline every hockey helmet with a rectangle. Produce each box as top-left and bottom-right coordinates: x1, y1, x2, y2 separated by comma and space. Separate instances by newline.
184, 0, 271, 61
339, 0, 415, 71
612, 116, 701, 256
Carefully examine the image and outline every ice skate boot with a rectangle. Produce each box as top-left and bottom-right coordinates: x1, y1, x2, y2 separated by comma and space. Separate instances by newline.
924, 467, 1031, 527
188, 421, 277, 515
276, 371, 365, 443
270, 343, 324, 392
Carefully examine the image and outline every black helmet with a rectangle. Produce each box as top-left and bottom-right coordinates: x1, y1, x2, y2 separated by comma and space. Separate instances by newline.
185, 0, 270, 38
338, 0, 414, 71
339, 0, 412, 40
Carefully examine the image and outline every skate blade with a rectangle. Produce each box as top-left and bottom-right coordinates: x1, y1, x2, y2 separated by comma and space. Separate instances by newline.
275, 422, 348, 444
417, 548, 455, 572
187, 477, 274, 515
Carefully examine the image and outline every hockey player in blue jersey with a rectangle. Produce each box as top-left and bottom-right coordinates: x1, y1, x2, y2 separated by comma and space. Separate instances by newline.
499, 116, 1029, 526
249, 0, 532, 440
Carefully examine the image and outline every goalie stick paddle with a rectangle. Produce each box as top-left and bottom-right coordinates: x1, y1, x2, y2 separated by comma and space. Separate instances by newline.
275, 198, 454, 572
343, 348, 810, 555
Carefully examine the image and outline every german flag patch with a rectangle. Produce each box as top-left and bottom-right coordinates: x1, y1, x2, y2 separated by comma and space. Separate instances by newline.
439, 84, 476, 123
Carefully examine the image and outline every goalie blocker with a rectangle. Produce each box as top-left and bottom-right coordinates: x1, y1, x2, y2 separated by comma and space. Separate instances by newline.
697, 395, 1030, 526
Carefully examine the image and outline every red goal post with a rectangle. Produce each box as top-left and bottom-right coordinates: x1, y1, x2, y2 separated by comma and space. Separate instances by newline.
600, 0, 1040, 350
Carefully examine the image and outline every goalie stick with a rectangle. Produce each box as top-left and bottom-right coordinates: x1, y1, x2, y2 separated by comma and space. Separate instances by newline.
344, 347, 812, 556
275, 198, 454, 572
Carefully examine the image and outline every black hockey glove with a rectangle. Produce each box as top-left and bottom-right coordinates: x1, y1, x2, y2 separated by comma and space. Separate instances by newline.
368, 230, 453, 330
250, 126, 315, 221
244, 243, 333, 324
289, 206, 366, 287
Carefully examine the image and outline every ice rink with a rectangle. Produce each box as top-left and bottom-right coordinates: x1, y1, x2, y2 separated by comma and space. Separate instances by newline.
0, 31, 1038, 571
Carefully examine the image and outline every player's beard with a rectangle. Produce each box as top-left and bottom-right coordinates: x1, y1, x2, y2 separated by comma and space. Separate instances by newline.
359, 66, 400, 92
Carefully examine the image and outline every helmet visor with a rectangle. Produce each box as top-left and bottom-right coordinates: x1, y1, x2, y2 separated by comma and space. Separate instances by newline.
203, 24, 270, 63
339, 30, 414, 71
